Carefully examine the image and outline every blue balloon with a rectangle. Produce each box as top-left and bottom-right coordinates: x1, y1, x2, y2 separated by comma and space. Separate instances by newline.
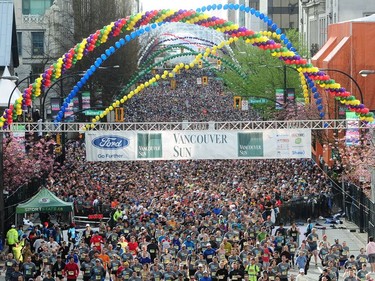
196, 8, 201, 13
101, 54, 107, 60
68, 93, 74, 99
245, 7, 250, 13
280, 34, 286, 40
223, 4, 229, 10
82, 75, 89, 82
207, 5, 212, 11
87, 69, 93, 76
90, 65, 96, 72
313, 93, 319, 99
94, 61, 100, 67
291, 47, 296, 52
201, 6, 206, 12
276, 28, 282, 34
239, 5, 245, 11
63, 102, 68, 107
77, 81, 83, 88
267, 19, 273, 25
287, 42, 292, 49
139, 28, 144, 34
312, 87, 317, 92
228, 3, 234, 10
109, 46, 115, 53
217, 4, 222, 9
105, 49, 111, 56
319, 112, 325, 118
212, 4, 217, 10
125, 35, 131, 41
73, 86, 79, 92
259, 14, 265, 20
145, 26, 151, 32
283, 38, 289, 44
255, 11, 260, 17
250, 8, 255, 14
234, 4, 239, 10
115, 41, 121, 48
317, 105, 323, 111
271, 23, 277, 31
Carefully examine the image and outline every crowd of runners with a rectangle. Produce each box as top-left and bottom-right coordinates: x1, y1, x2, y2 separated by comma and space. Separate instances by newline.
3, 70, 375, 281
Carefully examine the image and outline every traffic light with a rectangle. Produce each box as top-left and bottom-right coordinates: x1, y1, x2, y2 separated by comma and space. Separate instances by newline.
202, 76, 208, 85
171, 79, 176, 90
233, 96, 242, 109
115, 108, 124, 122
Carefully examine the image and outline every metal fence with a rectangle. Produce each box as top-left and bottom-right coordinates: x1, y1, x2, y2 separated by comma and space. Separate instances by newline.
344, 183, 375, 239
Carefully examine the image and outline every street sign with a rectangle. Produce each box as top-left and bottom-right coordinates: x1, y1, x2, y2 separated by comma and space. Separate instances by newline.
84, 110, 104, 116
249, 97, 268, 104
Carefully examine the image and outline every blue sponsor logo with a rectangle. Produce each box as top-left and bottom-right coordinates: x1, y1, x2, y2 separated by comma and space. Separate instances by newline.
92, 136, 129, 150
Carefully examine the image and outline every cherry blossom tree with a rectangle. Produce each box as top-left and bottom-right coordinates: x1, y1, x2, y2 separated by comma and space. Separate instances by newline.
3, 134, 57, 193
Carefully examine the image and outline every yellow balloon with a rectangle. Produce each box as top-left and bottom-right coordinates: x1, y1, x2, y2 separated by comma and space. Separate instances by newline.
109, 106, 113, 111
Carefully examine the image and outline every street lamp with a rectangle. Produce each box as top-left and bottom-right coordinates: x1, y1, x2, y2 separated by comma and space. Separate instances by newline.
359, 70, 375, 77
320, 68, 364, 104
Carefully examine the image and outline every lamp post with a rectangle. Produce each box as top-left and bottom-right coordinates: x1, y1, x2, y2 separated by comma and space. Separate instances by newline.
320, 68, 364, 104
359, 70, 375, 77
321, 68, 367, 232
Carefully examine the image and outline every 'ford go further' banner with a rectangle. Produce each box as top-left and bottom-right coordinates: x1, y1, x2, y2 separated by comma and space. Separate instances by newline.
85, 129, 311, 161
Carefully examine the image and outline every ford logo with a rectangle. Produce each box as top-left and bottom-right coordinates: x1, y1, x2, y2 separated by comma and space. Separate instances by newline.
92, 136, 129, 150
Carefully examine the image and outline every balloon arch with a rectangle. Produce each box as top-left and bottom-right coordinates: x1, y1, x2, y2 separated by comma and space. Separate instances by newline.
0, 3, 372, 129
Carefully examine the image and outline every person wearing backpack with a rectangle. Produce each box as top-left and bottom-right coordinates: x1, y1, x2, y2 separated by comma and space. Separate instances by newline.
245, 258, 260, 281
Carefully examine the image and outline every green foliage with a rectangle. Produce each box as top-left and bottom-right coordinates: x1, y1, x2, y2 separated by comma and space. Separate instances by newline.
217, 38, 304, 119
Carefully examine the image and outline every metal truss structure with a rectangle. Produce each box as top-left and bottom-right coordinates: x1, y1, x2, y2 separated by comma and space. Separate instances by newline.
0, 120, 370, 133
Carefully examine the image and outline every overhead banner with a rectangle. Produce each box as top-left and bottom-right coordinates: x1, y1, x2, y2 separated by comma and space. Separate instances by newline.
85, 129, 311, 161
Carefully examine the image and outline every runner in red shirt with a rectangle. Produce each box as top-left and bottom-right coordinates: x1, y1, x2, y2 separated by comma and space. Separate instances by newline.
90, 232, 104, 252
64, 257, 79, 281
127, 236, 139, 256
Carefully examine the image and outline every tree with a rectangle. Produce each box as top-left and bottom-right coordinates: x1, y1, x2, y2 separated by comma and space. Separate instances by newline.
3, 135, 57, 193
70, 0, 140, 107
216, 36, 302, 120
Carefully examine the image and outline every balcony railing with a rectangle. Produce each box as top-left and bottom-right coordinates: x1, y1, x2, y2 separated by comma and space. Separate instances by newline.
22, 14, 44, 24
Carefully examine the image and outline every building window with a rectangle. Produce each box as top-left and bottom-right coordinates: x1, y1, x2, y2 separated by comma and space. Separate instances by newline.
17, 32, 22, 56
31, 32, 44, 56
31, 64, 45, 83
22, 0, 53, 15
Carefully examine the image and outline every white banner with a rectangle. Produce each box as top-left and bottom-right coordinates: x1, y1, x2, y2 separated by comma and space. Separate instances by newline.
85, 129, 311, 161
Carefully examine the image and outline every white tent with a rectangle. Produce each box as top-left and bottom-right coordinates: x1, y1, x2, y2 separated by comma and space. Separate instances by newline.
0, 66, 21, 107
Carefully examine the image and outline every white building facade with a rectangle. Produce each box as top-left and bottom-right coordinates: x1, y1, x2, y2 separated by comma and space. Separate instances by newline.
299, 0, 375, 57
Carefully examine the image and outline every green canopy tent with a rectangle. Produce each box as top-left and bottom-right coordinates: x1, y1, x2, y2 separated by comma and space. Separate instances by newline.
16, 188, 74, 224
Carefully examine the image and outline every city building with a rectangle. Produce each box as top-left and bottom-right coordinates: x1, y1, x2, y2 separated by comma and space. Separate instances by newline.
0, 0, 19, 75
299, 0, 375, 57
226, 0, 299, 33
